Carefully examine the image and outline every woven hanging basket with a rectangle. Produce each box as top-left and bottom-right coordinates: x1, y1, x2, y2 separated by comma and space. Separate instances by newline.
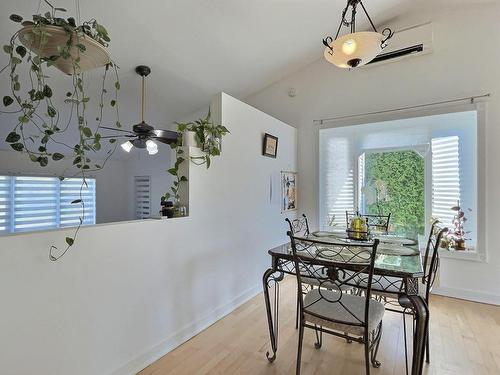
18, 25, 110, 75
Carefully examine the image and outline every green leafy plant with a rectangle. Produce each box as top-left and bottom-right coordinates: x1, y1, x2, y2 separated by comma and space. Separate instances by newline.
163, 131, 187, 206
364, 150, 425, 236
1, 1, 120, 260
163, 110, 229, 208
185, 109, 229, 168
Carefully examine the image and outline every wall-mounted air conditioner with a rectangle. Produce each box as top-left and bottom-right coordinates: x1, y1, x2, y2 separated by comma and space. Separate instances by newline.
365, 22, 433, 67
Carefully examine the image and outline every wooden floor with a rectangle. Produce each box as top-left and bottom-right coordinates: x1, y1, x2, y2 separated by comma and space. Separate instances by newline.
139, 277, 500, 375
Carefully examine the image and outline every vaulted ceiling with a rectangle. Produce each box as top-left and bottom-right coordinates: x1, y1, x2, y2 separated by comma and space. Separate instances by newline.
0, 0, 495, 133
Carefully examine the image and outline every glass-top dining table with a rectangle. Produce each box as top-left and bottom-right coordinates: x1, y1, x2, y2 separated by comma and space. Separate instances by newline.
262, 232, 428, 375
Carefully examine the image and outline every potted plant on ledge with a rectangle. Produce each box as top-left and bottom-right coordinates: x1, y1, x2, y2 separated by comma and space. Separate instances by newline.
162, 109, 229, 214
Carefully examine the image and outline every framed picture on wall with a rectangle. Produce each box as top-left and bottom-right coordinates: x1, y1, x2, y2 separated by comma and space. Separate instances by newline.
281, 171, 297, 212
263, 133, 278, 158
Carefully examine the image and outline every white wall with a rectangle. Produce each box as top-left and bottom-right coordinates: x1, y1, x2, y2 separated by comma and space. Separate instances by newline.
246, 4, 500, 304
0, 150, 129, 224
0, 92, 297, 375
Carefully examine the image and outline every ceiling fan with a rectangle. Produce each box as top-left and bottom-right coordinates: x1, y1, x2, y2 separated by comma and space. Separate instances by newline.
101, 65, 179, 155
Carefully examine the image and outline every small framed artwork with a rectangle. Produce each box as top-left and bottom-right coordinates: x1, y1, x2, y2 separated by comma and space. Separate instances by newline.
281, 171, 297, 212
263, 133, 278, 158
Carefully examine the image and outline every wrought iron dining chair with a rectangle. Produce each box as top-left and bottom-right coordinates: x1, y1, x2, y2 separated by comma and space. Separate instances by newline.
286, 214, 355, 330
286, 215, 311, 329
288, 232, 384, 375
346, 211, 392, 234
357, 220, 448, 374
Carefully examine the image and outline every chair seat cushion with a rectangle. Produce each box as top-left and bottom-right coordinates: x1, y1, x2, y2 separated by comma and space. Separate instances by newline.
303, 289, 385, 336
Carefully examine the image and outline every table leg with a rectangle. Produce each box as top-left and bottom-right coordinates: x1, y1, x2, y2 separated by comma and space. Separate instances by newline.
406, 295, 429, 375
263, 267, 284, 362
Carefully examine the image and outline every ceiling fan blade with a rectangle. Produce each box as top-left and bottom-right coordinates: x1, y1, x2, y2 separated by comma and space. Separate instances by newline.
99, 135, 136, 139
100, 126, 135, 134
152, 129, 179, 144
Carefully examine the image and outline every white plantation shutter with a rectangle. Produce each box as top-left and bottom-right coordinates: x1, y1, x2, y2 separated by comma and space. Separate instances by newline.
319, 133, 356, 229
431, 136, 461, 225
13, 176, 58, 232
0, 175, 96, 234
0, 176, 12, 234
60, 178, 96, 227
358, 153, 365, 212
134, 176, 151, 219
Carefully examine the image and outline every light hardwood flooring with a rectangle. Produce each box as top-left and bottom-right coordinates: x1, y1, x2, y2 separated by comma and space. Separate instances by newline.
139, 277, 500, 375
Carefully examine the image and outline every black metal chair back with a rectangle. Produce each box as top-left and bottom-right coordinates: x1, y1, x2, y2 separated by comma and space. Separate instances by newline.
346, 211, 391, 233
288, 232, 380, 336
286, 214, 310, 237
422, 220, 448, 302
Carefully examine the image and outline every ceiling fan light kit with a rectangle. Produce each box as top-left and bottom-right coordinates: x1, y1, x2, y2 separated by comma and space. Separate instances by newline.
322, 0, 393, 68
102, 65, 179, 155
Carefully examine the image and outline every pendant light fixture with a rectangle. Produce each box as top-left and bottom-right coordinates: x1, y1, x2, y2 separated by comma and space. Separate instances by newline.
322, 0, 393, 68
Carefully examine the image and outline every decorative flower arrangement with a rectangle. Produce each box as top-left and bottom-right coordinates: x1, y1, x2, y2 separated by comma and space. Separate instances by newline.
438, 201, 472, 251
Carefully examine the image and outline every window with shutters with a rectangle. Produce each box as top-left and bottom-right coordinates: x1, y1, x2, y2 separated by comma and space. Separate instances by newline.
319, 109, 479, 253
0, 175, 96, 234
134, 176, 151, 219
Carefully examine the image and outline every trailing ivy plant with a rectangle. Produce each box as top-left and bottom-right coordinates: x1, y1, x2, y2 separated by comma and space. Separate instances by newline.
163, 110, 229, 209
1, 1, 121, 260
163, 130, 187, 207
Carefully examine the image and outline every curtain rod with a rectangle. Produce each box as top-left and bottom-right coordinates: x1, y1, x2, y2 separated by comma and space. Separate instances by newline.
314, 93, 491, 125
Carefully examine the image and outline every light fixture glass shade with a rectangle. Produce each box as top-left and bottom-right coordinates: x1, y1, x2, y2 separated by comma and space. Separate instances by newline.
121, 140, 133, 152
324, 31, 385, 68
146, 140, 158, 155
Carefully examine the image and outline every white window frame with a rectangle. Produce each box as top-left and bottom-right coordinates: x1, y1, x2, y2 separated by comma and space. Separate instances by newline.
318, 101, 487, 262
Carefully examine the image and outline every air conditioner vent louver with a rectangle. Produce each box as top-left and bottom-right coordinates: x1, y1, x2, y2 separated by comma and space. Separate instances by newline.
363, 22, 433, 68
367, 44, 424, 65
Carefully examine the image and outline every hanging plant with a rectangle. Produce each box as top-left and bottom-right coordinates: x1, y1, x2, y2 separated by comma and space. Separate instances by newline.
163, 110, 229, 209
1, 1, 121, 260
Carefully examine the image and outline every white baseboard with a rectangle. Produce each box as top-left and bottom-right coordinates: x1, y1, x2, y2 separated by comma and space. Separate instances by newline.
109, 283, 262, 375
432, 286, 500, 306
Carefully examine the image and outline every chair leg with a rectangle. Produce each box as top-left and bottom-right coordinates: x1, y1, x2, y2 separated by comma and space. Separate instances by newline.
296, 318, 305, 375
295, 292, 299, 330
314, 325, 323, 349
403, 312, 409, 375
370, 322, 382, 368
364, 339, 371, 375
425, 326, 430, 363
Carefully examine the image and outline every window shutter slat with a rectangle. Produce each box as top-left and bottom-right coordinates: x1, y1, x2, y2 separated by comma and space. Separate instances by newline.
0, 175, 97, 234
432, 136, 461, 225
60, 178, 96, 228
134, 176, 151, 219
0, 176, 11, 234
13, 176, 58, 232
